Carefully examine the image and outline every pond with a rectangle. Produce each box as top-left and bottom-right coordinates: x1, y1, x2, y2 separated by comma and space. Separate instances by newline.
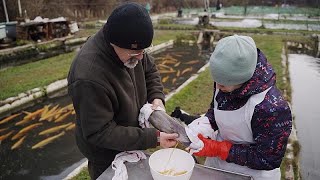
288, 54, 320, 180
0, 43, 212, 180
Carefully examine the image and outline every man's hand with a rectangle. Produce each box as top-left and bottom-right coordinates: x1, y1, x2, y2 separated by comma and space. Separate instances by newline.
151, 98, 165, 110
159, 132, 179, 148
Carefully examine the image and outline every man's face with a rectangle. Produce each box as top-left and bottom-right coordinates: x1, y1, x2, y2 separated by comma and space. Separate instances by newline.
111, 43, 144, 69
216, 83, 243, 93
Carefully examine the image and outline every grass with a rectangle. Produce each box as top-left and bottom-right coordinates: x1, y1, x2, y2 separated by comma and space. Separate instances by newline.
0, 52, 76, 100
71, 167, 90, 180
0, 30, 182, 101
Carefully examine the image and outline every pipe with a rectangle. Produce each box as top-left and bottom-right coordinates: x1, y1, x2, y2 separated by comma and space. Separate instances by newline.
18, 0, 22, 17
2, 0, 9, 22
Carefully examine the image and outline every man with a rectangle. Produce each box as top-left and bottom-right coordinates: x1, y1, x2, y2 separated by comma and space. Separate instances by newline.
173, 35, 292, 180
68, 3, 178, 179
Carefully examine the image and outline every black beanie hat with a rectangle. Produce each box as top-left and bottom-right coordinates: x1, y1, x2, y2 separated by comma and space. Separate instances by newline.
104, 2, 154, 50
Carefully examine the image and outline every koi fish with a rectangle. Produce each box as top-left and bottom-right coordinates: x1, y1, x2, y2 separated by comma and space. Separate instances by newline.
40, 105, 60, 121
157, 64, 172, 70
11, 135, 26, 150
176, 70, 181, 77
0, 113, 21, 125
32, 131, 65, 149
12, 123, 42, 140
54, 111, 72, 123
0, 127, 9, 133
65, 123, 75, 131
185, 60, 199, 65
174, 62, 181, 67
39, 122, 72, 135
162, 76, 170, 83
181, 67, 193, 75
16, 109, 44, 126
0, 130, 14, 142
159, 70, 176, 74
172, 78, 177, 84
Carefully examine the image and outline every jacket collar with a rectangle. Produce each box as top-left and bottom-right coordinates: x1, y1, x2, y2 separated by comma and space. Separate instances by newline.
93, 27, 126, 68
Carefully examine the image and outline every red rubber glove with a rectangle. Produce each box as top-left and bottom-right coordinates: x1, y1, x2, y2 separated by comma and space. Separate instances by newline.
193, 134, 232, 160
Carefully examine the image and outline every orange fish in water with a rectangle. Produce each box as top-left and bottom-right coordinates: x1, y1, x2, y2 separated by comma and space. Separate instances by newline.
54, 111, 72, 123
39, 122, 72, 135
176, 70, 181, 77
172, 78, 177, 84
32, 131, 65, 149
181, 67, 193, 75
185, 60, 199, 65
174, 62, 181, 67
159, 70, 176, 74
0, 127, 9, 133
65, 123, 76, 131
0, 113, 21, 125
162, 76, 170, 83
12, 123, 42, 140
11, 135, 26, 150
0, 130, 14, 142
16, 108, 44, 126
40, 105, 60, 121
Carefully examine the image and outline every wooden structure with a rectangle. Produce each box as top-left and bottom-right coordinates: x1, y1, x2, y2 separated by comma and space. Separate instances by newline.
16, 19, 70, 42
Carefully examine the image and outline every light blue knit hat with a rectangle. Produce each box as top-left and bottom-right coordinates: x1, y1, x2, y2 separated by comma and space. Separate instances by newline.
209, 35, 258, 86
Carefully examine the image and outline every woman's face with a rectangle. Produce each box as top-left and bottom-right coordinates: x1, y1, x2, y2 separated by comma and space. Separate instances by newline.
216, 83, 243, 93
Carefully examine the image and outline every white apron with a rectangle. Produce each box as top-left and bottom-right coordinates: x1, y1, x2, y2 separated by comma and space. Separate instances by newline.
205, 87, 280, 180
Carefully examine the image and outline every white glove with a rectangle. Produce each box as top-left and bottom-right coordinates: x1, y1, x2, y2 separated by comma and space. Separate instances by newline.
185, 116, 216, 154
188, 116, 215, 139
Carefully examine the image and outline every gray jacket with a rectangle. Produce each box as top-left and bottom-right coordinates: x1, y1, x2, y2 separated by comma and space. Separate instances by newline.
67, 28, 165, 165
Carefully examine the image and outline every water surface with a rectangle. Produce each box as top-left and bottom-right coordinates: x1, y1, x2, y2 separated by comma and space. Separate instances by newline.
288, 54, 320, 180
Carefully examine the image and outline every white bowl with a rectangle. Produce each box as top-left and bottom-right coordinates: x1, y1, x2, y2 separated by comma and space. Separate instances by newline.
149, 148, 195, 180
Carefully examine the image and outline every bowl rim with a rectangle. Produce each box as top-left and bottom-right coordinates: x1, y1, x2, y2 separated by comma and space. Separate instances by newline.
149, 148, 195, 177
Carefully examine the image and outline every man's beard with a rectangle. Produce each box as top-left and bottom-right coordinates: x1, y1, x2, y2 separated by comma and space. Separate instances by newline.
124, 57, 139, 69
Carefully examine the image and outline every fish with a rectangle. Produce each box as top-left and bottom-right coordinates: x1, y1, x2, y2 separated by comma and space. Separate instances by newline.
16, 108, 44, 126
41, 105, 50, 118
185, 60, 199, 65
54, 111, 72, 123
39, 122, 72, 135
0, 127, 9, 133
174, 62, 181, 67
157, 64, 172, 70
40, 105, 60, 121
0, 130, 14, 142
176, 70, 181, 77
65, 123, 75, 131
32, 131, 65, 149
181, 67, 193, 75
162, 76, 170, 83
172, 78, 177, 84
11, 135, 26, 150
11, 123, 43, 140
0, 113, 21, 125
148, 110, 190, 147
159, 70, 176, 74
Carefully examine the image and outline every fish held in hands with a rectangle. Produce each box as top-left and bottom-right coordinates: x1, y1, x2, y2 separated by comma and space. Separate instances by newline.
148, 110, 191, 147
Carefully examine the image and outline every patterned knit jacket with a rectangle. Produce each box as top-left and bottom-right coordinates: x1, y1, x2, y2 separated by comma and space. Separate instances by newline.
205, 48, 292, 170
